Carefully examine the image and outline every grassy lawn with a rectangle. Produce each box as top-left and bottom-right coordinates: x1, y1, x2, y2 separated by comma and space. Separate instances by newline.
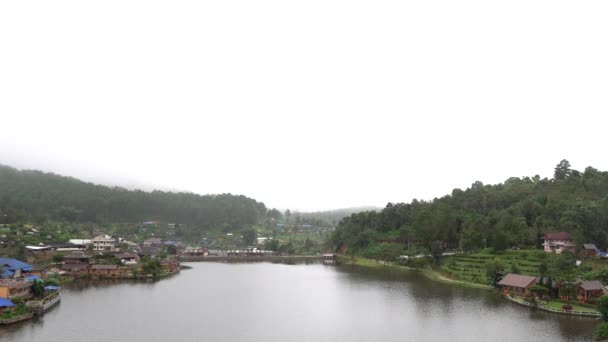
421, 268, 493, 290
337, 256, 393, 269
580, 257, 608, 272
544, 299, 599, 313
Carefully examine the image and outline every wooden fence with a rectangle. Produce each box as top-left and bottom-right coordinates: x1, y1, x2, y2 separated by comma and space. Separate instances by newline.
505, 295, 601, 318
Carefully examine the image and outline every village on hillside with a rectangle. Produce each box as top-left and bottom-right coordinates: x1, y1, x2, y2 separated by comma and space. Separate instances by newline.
430, 231, 608, 317
489, 232, 605, 316
0, 219, 333, 325
0, 231, 182, 325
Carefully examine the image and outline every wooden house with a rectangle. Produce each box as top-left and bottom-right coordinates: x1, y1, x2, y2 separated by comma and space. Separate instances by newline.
90, 265, 120, 278
576, 280, 606, 303
582, 244, 598, 258
497, 274, 537, 296
0, 279, 32, 300
60, 263, 90, 276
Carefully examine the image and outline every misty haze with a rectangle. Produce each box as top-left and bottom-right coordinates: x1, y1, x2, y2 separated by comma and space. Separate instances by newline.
1, 0, 608, 341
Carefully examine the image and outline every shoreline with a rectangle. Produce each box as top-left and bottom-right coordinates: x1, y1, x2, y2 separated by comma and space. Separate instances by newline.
502, 294, 600, 318
337, 256, 492, 290
179, 255, 322, 262
0, 267, 181, 326
336, 256, 601, 318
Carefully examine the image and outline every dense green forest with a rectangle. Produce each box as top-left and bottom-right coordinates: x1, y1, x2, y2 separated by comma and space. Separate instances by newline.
0, 164, 267, 231
330, 160, 608, 255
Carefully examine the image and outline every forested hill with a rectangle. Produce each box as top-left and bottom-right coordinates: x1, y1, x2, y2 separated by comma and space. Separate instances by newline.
330, 160, 608, 253
0, 164, 266, 229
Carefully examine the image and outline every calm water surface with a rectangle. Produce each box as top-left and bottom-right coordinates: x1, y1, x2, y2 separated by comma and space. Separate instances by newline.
0, 262, 598, 342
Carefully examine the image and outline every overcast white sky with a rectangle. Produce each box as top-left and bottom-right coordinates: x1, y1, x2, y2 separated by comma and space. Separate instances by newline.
1, 1, 607, 211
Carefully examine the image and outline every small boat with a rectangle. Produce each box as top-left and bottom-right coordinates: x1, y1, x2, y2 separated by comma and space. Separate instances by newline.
322, 254, 336, 264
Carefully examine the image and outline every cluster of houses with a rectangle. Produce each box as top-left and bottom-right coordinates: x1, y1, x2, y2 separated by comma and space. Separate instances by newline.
56, 252, 180, 278
180, 246, 278, 258
25, 234, 184, 257
0, 258, 35, 301
0, 233, 184, 324
495, 231, 608, 305
0, 257, 61, 320
21, 234, 181, 280
542, 231, 607, 258
497, 273, 607, 304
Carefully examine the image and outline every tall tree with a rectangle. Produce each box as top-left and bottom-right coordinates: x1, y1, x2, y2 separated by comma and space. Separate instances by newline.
554, 159, 572, 180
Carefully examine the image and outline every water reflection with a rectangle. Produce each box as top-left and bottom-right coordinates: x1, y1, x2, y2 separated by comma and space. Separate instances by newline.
0, 262, 598, 342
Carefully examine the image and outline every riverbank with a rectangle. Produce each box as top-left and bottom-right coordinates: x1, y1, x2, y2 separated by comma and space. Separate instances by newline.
337, 256, 604, 320
337, 256, 493, 290
5, 261, 594, 342
179, 255, 322, 262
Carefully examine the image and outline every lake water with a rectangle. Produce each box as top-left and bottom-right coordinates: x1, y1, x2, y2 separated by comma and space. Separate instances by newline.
0, 262, 598, 342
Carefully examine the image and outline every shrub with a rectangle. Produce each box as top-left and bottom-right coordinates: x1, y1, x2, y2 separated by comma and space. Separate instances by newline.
44, 277, 59, 286
530, 284, 549, 298
52, 253, 64, 263
480, 248, 495, 255
597, 295, 608, 321
529, 249, 546, 260
562, 304, 572, 311
594, 322, 608, 341
409, 257, 431, 269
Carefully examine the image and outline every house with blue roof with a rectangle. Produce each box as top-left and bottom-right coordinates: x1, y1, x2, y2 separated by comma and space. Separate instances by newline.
0, 297, 15, 314
0, 258, 33, 278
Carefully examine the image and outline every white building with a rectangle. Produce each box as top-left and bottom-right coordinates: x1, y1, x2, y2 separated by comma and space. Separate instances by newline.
92, 235, 115, 251
69, 239, 92, 245
542, 232, 574, 254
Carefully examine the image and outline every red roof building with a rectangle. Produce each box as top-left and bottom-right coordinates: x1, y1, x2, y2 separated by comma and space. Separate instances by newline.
542, 232, 574, 254
497, 274, 538, 296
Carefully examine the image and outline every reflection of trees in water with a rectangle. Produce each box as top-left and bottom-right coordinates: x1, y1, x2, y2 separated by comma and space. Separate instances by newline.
66, 278, 158, 292
332, 265, 472, 316
336, 265, 597, 340
493, 296, 597, 339
220, 259, 322, 266
554, 314, 597, 339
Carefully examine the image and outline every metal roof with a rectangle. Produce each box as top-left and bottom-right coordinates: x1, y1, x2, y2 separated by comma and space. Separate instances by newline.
579, 280, 604, 291
0, 298, 15, 308
26, 275, 42, 282
497, 273, 537, 288
543, 232, 572, 240
0, 258, 32, 272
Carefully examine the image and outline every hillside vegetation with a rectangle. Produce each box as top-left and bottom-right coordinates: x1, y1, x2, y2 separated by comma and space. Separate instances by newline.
330, 160, 608, 256
0, 164, 266, 231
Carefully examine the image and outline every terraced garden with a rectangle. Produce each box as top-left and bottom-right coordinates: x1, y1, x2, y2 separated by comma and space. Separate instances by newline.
440, 250, 550, 285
